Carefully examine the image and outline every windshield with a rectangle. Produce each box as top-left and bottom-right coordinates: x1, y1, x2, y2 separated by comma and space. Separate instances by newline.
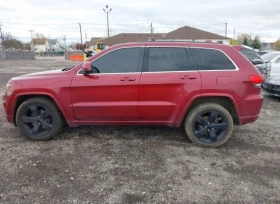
261, 53, 280, 62
239, 48, 262, 61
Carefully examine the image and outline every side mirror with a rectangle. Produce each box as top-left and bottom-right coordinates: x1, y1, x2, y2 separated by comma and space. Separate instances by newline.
82, 62, 91, 75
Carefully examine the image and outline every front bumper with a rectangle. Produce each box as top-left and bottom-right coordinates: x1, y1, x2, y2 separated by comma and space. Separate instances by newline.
262, 83, 280, 97
2, 91, 14, 124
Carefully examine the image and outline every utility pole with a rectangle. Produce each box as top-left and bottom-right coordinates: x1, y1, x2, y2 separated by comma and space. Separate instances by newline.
150, 23, 154, 34
85, 33, 87, 49
103, 5, 112, 38
0, 23, 4, 50
0, 22, 4, 59
225, 23, 228, 38
78, 23, 83, 50
233, 28, 235, 40
28, 30, 34, 51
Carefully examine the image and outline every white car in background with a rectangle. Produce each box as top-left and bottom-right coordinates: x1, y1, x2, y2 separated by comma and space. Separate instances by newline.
261, 52, 280, 75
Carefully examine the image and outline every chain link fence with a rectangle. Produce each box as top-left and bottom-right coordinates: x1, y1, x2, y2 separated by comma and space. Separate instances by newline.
0, 51, 35, 60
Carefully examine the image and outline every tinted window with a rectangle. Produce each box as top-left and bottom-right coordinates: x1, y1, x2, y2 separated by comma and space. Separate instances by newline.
147, 47, 189, 72
190, 48, 236, 70
91, 48, 141, 73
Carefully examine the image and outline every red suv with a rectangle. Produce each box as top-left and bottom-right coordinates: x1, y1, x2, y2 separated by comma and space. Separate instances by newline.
3, 42, 264, 147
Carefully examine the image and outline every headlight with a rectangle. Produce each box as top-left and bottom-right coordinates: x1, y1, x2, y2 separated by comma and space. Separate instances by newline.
6, 83, 11, 91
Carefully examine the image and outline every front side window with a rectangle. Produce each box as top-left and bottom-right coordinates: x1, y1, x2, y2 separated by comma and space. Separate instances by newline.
190, 48, 236, 70
147, 47, 189, 72
91, 48, 141, 73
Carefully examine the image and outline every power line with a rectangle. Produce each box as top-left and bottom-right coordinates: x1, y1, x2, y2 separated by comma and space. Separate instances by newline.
0, 21, 226, 26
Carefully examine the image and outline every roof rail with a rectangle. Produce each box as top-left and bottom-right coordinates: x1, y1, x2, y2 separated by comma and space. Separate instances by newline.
136, 40, 224, 44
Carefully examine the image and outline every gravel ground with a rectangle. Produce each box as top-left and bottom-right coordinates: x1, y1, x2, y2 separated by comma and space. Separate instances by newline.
0, 57, 280, 204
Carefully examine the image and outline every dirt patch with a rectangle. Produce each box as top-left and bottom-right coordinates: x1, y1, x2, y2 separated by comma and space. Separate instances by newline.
0, 59, 280, 203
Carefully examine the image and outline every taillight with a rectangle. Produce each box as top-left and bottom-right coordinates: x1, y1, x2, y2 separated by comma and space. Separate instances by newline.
250, 75, 263, 87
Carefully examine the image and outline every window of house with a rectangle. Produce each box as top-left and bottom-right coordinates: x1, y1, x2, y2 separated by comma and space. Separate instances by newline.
190, 48, 236, 70
91, 48, 141, 73
147, 47, 189, 72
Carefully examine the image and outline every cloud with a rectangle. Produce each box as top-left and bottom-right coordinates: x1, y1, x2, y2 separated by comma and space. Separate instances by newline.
0, 0, 279, 43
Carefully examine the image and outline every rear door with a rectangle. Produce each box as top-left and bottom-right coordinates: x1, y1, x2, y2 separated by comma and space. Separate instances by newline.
138, 46, 201, 123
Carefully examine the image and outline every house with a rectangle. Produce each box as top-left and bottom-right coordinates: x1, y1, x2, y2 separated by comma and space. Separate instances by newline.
48, 39, 65, 52
88, 37, 103, 49
260, 43, 275, 51
31, 38, 49, 52
102, 26, 230, 46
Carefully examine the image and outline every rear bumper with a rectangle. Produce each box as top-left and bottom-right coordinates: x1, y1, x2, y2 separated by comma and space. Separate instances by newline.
238, 94, 263, 125
239, 115, 259, 125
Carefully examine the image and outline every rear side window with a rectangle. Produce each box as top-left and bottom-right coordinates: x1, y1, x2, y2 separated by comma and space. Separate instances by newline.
91, 48, 141, 73
147, 47, 189, 72
190, 48, 236, 70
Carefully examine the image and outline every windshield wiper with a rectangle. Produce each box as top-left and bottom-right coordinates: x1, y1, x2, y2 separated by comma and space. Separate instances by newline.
62, 66, 75, 71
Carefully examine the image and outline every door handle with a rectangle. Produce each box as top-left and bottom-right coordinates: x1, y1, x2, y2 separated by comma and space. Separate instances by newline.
120, 77, 136, 81
180, 75, 197, 79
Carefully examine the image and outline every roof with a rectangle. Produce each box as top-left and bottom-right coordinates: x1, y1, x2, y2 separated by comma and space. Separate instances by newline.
103, 33, 164, 46
32, 38, 47, 45
85, 41, 235, 61
166, 26, 230, 40
102, 26, 230, 46
102, 41, 233, 50
89, 37, 103, 45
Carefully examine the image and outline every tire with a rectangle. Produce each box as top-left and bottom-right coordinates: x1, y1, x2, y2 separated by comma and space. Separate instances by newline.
184, 103, 233, 148
16, 97, 64, 140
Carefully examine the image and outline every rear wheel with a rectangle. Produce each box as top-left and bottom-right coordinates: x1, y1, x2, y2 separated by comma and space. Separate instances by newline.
16, 97, 64, 140
184, 103, 233, 148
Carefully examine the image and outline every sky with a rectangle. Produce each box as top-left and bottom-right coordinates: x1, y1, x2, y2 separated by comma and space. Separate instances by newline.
0, 0, 279, 44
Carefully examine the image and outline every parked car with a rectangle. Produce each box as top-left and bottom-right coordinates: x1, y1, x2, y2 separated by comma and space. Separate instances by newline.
262, 75, 280, 96
258, 51, 270, 56
3, 42, 264, 148
261, 52, 280, 76
232, 45, 269, 78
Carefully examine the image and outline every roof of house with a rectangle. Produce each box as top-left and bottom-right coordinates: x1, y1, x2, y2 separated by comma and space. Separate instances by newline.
89, 37, 103, 45
103, 33, 164, 46
102, 26, 230, 46
166, 26, 230, 40
32, 38, 47, 45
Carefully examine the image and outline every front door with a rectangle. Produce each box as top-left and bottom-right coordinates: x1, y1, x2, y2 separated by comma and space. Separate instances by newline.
138, 47, 201, 123
71, 47, 144, 121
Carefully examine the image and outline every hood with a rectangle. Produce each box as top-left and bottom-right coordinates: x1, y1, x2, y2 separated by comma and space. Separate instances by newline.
265, 75, 280, 85
11, 69, 64, 81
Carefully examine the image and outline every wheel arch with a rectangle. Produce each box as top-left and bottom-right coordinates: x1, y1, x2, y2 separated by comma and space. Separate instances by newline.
179, 95, 240, 126
13, 94, 68, 127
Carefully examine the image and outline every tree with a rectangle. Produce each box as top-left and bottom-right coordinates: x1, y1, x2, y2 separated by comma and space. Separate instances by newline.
274, 39, 280, 51
75, 43, 86, 50
237, 33, 252, 46
2, 32, 23, 49
34, 33, 45, 39
22, 43, 31, 51
252, 35, 261, 49
229, 39, 239, 45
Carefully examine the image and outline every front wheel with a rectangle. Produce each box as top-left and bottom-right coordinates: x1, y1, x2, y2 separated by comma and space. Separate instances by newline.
184, 103, 234, 148
16, 97, 64, 140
